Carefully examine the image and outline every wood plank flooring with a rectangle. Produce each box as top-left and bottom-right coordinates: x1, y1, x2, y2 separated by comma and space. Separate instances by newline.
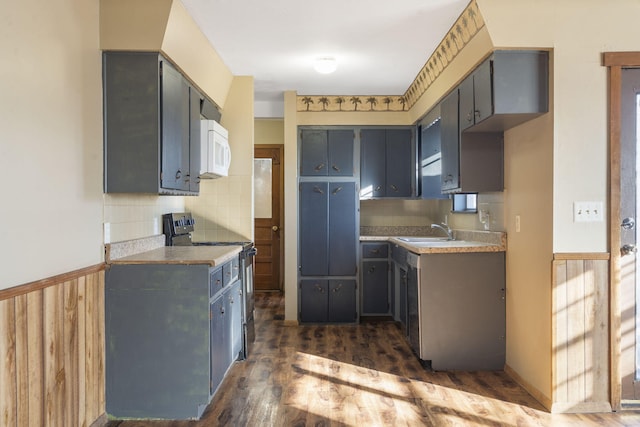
107, 292, 640, 427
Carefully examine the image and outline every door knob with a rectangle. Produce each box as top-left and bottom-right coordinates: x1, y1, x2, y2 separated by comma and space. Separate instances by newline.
622, 217, 636, 230
622, 244, 637, 255
272, 225, 279, 232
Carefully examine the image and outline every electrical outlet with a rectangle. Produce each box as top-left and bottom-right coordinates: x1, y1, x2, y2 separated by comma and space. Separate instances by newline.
574, 201, 604, 222
515, 215, 521, 233
104, 222, 111, 244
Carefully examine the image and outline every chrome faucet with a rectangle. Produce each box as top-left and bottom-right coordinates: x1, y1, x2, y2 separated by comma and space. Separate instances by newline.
431, 223, 454, 240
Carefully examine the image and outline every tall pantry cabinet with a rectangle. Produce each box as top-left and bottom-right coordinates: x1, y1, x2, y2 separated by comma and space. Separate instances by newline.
298, 129, 358, 323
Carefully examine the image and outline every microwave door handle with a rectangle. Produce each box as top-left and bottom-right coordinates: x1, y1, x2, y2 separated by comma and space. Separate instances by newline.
208, 130, 215, 169
226, 144, 231, 168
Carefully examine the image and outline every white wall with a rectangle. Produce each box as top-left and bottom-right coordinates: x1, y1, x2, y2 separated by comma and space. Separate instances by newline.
0, 0, 104, 290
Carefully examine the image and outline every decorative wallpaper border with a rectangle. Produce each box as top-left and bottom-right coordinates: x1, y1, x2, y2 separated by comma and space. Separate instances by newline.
296, 0, 485, 113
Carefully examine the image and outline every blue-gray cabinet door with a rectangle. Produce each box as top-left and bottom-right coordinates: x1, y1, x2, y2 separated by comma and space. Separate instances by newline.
300, 129, 328, 176
473, 58, 493, 124
299, 182, 329, 275
362, 260, 389, 314
188, 86, 201, 193
420, 120, 447, 199
300, 280, 329, 322
160, 59, 190, 191
300, 129, 354, 176
227, 281, 243, 362
103, 52, 160, 193
328, 182, 357, 276
458, 73, 475, 132
328, 280, 357, 322
440, 90, 460, 192
210, 295, 226, 395
328, 129, 354, 176
360, 129, 386, 198
385, 129, 412, 197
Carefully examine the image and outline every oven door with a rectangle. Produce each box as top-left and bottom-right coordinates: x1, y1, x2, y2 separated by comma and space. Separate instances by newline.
241, 247, 257, 359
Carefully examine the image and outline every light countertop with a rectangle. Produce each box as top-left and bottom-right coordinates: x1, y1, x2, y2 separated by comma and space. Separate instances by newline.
361, 230, 506, 254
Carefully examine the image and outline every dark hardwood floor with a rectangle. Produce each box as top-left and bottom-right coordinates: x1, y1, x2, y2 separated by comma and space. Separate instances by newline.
107, 292, 640, 427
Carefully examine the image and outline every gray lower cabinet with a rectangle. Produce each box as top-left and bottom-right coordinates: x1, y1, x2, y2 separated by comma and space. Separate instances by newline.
360, 242, 390, 315
299, 279, 357, 323
105, 260, 241, 419
418, 252, 505, 371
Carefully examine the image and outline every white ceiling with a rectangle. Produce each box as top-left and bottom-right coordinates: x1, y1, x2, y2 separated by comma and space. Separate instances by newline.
181, 0, 468, 112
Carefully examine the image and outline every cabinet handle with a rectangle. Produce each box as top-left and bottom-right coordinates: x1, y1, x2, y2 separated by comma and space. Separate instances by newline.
332, 186, 343, 195
370, 249, 380, 255
314, 283, 325, 293
466, 112, 473, 122
314, 163, 326, 171
332, 164, 341, 172
368, 266, 376, 273
332, 283, 343, 293
375, 185, 382, 191
175, 170, 182, 179
220, 306, 225, 315
390, 184, 398, 192
313, 186, 325, 194
475, 109, 481, 120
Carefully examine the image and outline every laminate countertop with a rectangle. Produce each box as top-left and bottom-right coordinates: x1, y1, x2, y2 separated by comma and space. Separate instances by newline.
107, 245, 241, 267
360, 230, 506, 254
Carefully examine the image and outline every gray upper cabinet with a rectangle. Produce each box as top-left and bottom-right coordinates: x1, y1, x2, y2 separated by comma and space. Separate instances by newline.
360, 128, 414, 199
459, 50, 549, 133
300, 129, 354, 176
441, 87, 504, 194
103, 52, 202, 195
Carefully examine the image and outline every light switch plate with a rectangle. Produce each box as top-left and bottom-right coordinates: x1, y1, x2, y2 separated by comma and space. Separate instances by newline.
574, 201, 604, 222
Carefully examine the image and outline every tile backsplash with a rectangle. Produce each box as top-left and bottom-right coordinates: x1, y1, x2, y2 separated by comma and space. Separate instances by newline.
103, 194, 185, 243
360, 193, 505, 232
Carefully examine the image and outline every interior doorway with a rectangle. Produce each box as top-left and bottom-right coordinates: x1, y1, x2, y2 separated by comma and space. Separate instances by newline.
254, 145, 284, 291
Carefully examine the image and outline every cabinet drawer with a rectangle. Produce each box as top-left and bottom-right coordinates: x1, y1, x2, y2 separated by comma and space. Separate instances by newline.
223, 257, 240, 286
362, 242, 388, 258
210, 267, 223, 297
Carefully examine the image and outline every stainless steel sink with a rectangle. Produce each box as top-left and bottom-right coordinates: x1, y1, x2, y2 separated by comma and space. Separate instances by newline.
394, 236, 488, 248
396, 237, 448, 243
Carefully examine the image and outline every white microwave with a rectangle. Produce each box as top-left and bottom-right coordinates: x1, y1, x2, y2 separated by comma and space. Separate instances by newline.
200, 120, 231, 178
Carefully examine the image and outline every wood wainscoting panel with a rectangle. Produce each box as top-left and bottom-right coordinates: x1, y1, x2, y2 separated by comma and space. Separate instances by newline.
0, 266, 105, 427
552, 255, 611, 413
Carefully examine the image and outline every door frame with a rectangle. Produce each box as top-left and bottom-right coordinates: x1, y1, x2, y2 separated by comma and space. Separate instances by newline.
604, 51, 640, 410
254, 144, 285, 291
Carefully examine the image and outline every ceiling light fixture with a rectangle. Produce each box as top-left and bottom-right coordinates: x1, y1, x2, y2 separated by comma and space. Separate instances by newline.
314, 57, 337, 74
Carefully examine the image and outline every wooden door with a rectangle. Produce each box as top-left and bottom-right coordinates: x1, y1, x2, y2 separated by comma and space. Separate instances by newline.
254, 145, 283, 291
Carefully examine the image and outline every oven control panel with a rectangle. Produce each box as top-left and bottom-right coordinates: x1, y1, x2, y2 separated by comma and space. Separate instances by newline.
163, 212, 195, 237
